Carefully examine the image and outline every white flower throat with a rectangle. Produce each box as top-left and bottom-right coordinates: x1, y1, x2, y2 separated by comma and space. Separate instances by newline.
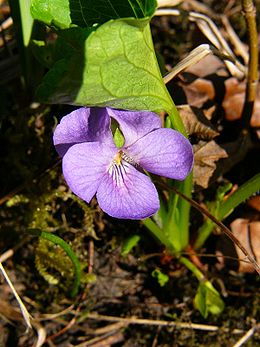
108, 150, 140, 186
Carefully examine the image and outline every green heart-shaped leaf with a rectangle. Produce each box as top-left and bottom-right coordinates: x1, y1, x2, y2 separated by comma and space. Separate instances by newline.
36, 18, 172, 113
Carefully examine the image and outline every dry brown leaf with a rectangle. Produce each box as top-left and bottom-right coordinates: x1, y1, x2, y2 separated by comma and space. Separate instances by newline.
203, 105, 215, 120
178, 105, 218, 140
179, 77, 215, 108
230, 219, 260, 273
193, 140, 228, 188
178, 61, 260, 129
223, 77, 260, 127
176, 55, 228, 107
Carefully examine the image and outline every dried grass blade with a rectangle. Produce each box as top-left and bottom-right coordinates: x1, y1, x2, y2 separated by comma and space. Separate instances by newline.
0, 262, 32, 330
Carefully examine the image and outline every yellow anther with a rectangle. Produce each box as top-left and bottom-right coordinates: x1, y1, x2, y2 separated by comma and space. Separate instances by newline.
114, 150, 123, 165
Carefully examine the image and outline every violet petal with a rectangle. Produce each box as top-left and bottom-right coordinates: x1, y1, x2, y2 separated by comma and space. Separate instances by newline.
62, 142, 117, 203
126, 128, 194, 180
96, 161, 159, 219
54, 107, 113, 157
107, 108, 161, 147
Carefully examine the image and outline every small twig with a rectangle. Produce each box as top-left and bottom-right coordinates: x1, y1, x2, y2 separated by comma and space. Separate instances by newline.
88, 239, 94, 274
87, 313, 244, 333
221, 15, 249, 64
0, 249, 14, 263
224, 0, 237, 15
93, 322, 127, 335
45, 273, 92, 341
0, 17, 13, 32
39, 305, 74, 321
241, 0, 259, 129
156, 181, 260, 275
232, 326, 257, 347
33, 321, 47, 347
151, 326, 162, 347
45, 316, 77, 342
88, 313, 219, 331
185, 0, 216, 17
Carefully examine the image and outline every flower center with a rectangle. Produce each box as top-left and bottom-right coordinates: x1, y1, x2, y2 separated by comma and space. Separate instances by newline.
108, 150, 138, 186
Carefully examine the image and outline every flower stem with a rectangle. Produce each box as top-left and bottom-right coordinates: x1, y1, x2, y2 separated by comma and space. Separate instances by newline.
179, 256, 204, 282
142, 218, 174, 252
167, 104, 188, 137
175, 173, 193, 248
162, 103, 192, 251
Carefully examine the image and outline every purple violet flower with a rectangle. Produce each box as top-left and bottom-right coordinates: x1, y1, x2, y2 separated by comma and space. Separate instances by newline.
53, 107, 193, 219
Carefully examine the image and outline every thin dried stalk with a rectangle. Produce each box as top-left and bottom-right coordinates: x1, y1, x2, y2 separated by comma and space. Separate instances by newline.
232, 326, 256, 347
155, 8, 246, 78
221, 15, 249, 64
0, 262, 32, 329
87, 313, 244, 334
163, 44, 212, 83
